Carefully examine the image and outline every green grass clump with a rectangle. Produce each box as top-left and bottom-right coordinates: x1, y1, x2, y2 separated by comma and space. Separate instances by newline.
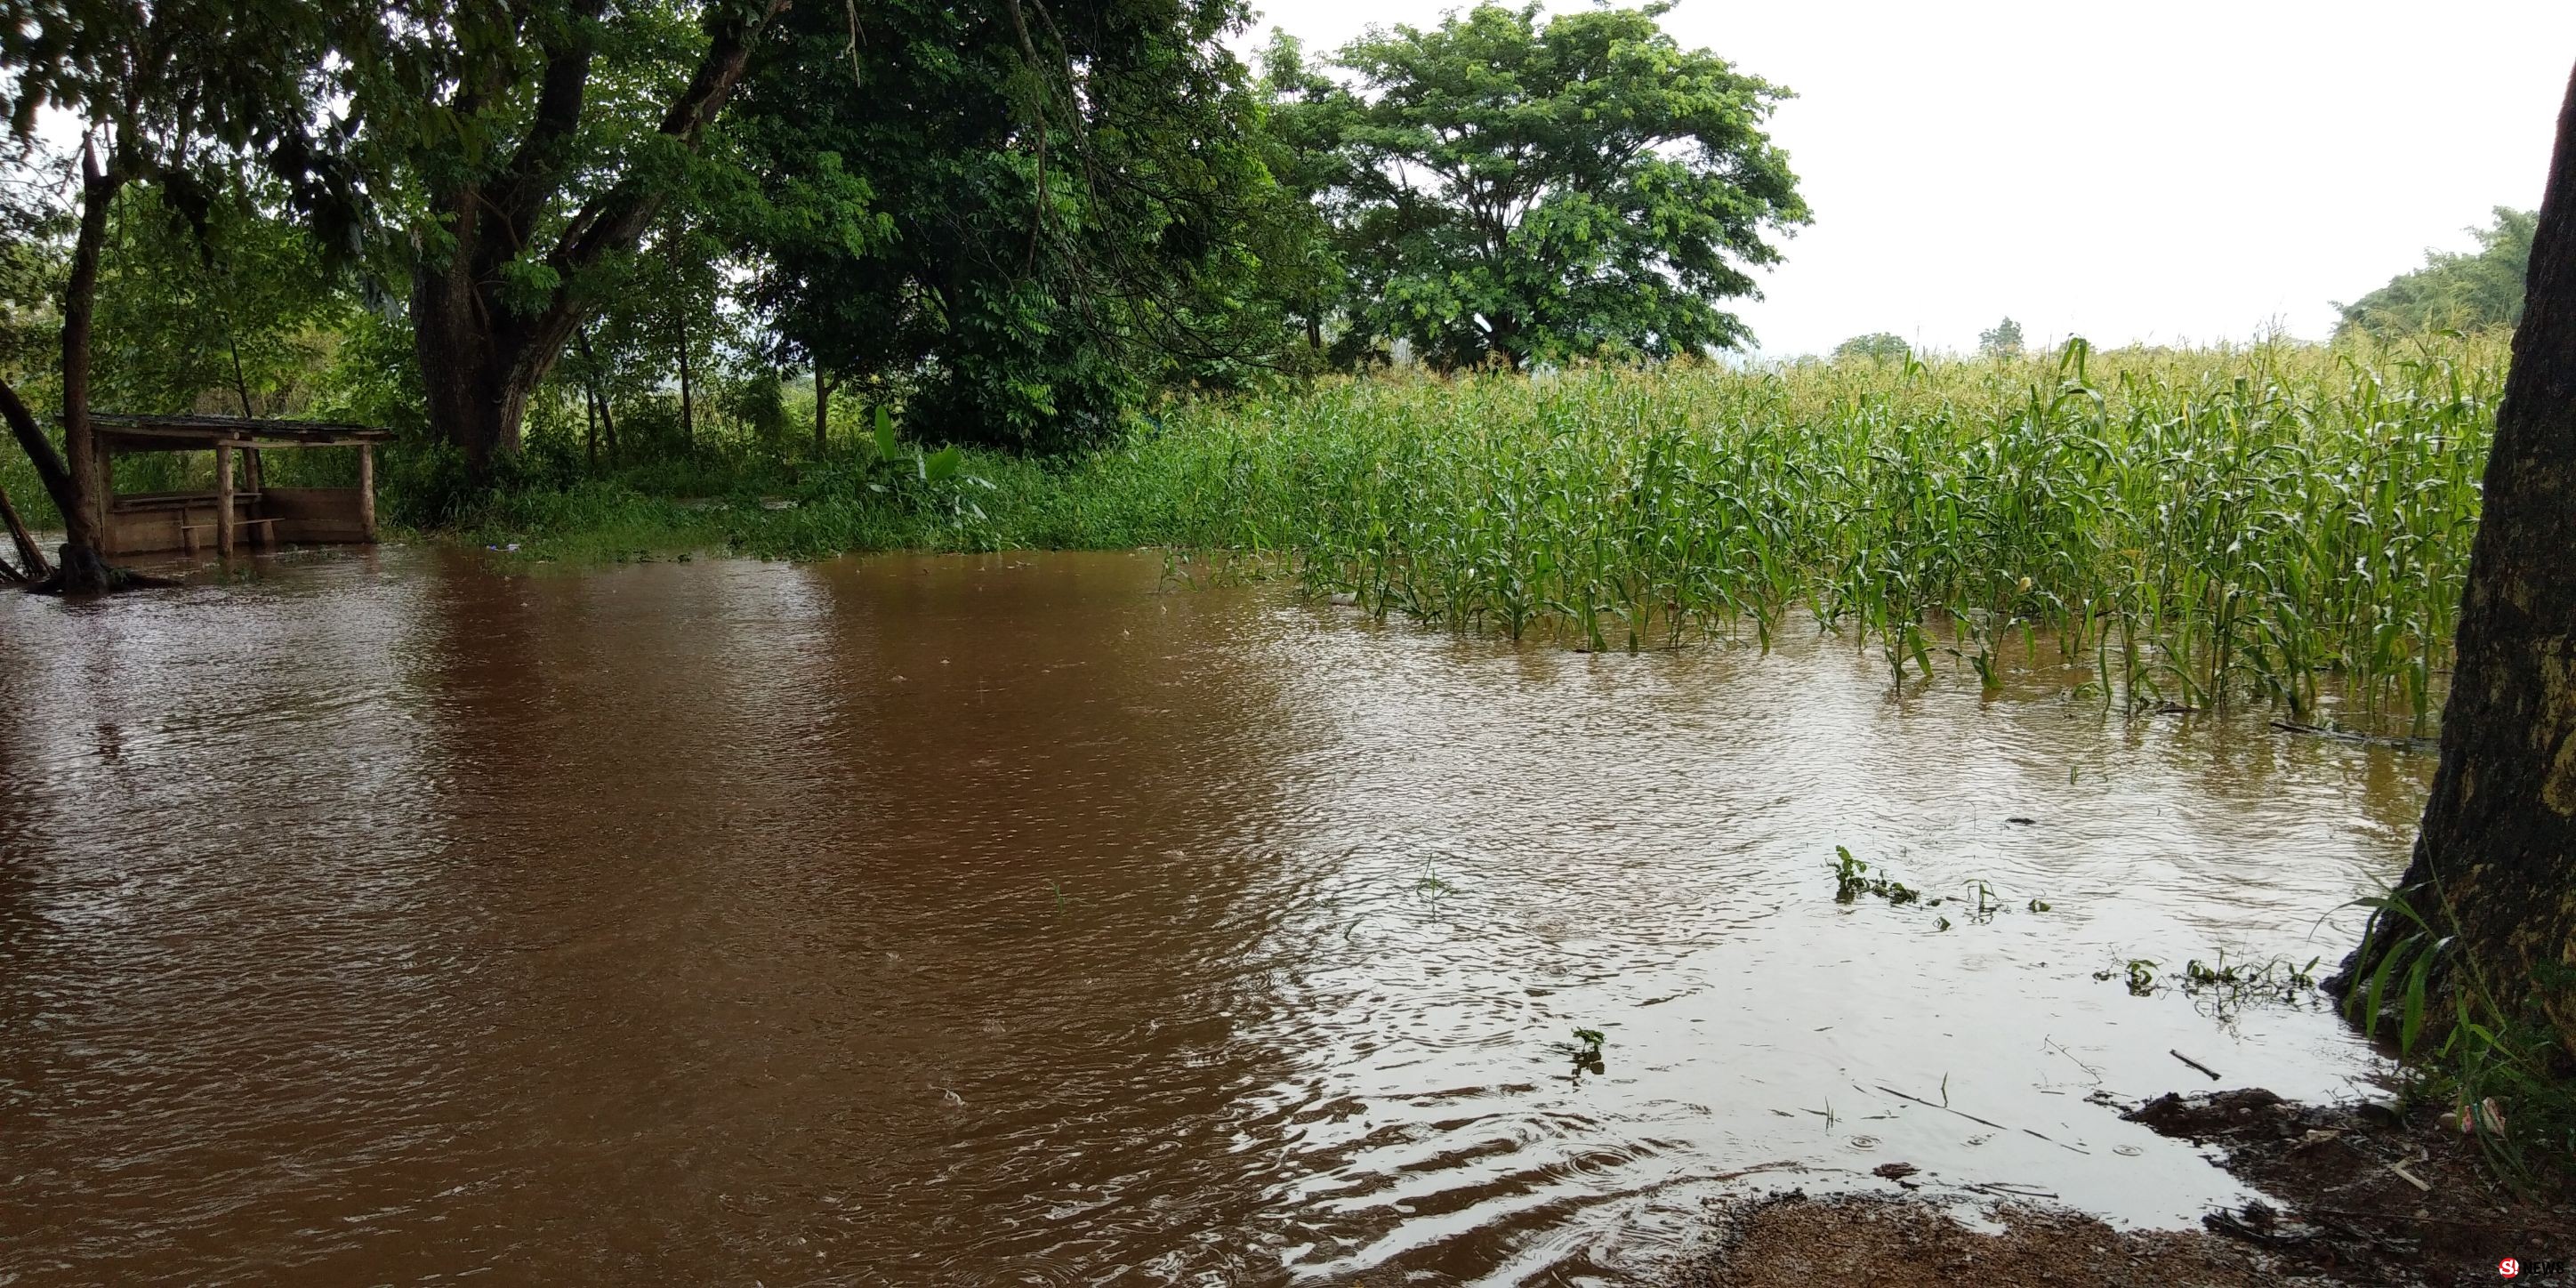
2348, 883, 2576, 1194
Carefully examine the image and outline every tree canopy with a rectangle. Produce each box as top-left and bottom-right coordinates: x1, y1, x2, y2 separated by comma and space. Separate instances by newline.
1268, 2, 1808, 370
1977, 317, 2024, 358
736, 0, 1290, 452
2337, 206, 2534, 340
1833, 332, 1909, 363
0, 0, 1820, 519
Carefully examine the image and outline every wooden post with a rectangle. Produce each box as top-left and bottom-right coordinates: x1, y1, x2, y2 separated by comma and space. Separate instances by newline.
357, 443, 377, 543
95, 442, 115, 552
214, 443, 235, 557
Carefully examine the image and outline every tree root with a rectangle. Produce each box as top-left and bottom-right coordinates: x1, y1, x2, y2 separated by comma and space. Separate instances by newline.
20, 543, 177, 596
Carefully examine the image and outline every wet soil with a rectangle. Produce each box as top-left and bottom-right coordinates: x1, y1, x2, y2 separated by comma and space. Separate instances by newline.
2123, 1088, 2574, 1284
1677, 1192, 2282, 1287
1678, 1089, 2576, 1287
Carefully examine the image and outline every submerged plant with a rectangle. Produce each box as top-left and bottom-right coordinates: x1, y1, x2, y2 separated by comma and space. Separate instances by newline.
1553, 1026, 1608, 1079
2179, 951, 2322, 1002
2099, 951, 2322, 1007
1830, 846, 1919, 906
2092, 959, 2161, 996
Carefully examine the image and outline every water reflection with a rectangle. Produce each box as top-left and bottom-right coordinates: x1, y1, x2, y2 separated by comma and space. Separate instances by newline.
0, 550, 2428, 1285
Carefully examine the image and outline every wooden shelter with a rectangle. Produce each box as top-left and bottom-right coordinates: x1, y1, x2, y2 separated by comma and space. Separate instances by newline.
92, 414, 392, 558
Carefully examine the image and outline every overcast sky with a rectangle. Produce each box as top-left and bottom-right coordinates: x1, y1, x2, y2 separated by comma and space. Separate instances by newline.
1241, 1, 2576, 358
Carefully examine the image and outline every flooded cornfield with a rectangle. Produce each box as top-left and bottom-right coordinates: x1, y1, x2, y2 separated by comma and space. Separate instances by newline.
0, 549, 2432, 1285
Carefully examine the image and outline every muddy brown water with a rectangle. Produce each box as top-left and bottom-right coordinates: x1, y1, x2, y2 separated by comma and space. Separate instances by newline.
0, 549, 2433, 1285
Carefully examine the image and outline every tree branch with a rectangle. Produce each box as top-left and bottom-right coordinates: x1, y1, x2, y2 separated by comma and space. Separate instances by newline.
548, 0, 792, 281
493, 0, 608, 239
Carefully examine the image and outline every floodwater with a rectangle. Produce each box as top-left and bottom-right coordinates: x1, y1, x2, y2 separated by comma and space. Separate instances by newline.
0, 549, 2432, 1286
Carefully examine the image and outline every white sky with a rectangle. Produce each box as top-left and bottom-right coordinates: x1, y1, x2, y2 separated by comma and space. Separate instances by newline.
1243, 1, 2576, 358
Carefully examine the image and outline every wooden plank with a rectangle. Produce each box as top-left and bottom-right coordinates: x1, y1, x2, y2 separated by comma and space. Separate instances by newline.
91, 411, 394, 436
113, 489, 264, 510
215, 445, 235, 557
358, 444, 376, 542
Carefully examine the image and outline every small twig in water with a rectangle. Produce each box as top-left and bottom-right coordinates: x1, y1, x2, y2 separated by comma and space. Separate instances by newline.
1876, 1084, 2003, 1129
2043, 1036, 2105, 1083
2170, 1049, 2222, 1081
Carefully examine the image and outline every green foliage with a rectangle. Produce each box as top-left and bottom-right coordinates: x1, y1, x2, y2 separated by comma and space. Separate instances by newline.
2335, 207, 2534, 340
1553, 1026, 1607, 1077
736, 0, 1292, 453
1272, 2, 1807, 369
91, 183, 354, 416
1, 0, 336, 171
1830, 846, 1919, 906
1978, 318, 2025, 358
2347, 882, 2576, 1191
729, 369, 787, 447
1834, 333, 1911, 363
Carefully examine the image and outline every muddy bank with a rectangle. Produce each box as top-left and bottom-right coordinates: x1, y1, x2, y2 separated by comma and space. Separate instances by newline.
2124, 1088, 2573, 1283
1678, 1090, 2574, 1287
1676, 1193, 2281, 1287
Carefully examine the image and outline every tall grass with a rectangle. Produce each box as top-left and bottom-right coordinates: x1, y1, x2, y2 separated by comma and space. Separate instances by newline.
1123, 335, 2498, 729
15, 334, 2498, 727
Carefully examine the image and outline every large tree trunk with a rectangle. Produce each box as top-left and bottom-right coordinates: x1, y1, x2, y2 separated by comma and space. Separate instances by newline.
53, 141, 124, 590
2340, 62, 2576, 1062
411, 256, 573, 482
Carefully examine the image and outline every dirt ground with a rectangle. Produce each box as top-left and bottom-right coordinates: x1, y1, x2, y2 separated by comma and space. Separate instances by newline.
1675, 1089, 2576, 1287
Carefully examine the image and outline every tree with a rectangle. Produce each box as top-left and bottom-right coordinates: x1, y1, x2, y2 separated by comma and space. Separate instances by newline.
1833, 332, 1909, 364
1977, 317, 2024, 358
2336, 206, 2535, 340
1, 0, 340, 591
2338, 70, 2576, 1066
316, 0, 793, 479
1251, 29, 1358, 367
736, 0, 1287, 452
1283, 3, 1807, 370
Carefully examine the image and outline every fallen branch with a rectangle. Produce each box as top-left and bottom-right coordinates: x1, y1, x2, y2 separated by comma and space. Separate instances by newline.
1876, 1083, 2002, 1129
2170, 1049, 2222, 1080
